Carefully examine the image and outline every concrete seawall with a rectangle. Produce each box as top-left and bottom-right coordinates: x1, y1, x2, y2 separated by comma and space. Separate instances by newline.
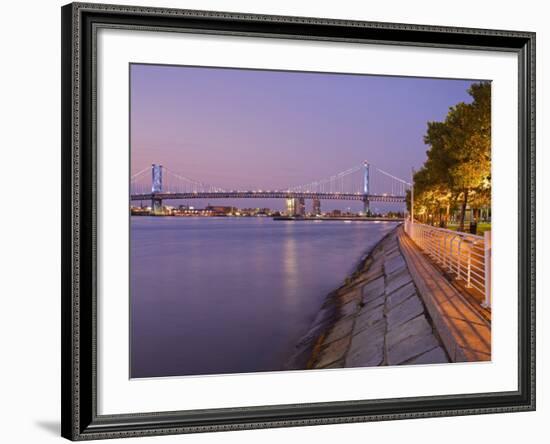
285, 225, 451, 370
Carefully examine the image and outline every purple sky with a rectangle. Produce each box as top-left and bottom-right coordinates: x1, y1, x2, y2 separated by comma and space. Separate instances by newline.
130, 64, 480, 211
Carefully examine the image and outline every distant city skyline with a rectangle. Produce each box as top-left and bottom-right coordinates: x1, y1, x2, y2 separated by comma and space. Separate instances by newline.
130, 63, 481, 211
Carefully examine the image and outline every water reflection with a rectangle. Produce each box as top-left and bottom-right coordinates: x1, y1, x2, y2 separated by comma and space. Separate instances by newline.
282, 224, 299, 310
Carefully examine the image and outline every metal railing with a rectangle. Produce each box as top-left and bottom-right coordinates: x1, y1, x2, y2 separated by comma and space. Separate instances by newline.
404, 220, 491, 308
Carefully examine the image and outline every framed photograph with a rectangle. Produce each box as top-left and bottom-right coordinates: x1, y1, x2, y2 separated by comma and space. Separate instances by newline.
61, 2, 535, 440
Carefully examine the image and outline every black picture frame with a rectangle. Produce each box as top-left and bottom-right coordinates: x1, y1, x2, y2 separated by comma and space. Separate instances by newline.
61, 2, 536, 440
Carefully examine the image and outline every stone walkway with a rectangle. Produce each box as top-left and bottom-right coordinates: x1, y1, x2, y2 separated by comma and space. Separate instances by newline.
308, 228, 450, 369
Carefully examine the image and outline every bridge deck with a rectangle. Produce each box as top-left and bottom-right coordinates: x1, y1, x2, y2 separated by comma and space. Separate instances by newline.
130, 191, 406, 203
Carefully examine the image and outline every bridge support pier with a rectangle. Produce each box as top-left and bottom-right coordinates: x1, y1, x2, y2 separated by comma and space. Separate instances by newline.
152, 197, 163, 215
312, 198, 321, 216
363, 197, 371, 217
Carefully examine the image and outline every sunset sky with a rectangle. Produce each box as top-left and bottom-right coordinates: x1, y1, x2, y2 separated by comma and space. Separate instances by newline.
130, 63, 481, 211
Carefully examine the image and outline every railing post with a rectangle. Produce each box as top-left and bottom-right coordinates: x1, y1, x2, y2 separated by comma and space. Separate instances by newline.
442, 235, 448, 268
457, 238, 463, 279
466, 245, 472, 288
449, 236, 455, 273
482, 231, 492, 308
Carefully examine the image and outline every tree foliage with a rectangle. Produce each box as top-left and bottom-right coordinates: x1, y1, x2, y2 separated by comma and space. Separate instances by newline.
411, 82, 491, 230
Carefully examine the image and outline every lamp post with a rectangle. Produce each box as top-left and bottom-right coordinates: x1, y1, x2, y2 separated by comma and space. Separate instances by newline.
410, 167, 415, 223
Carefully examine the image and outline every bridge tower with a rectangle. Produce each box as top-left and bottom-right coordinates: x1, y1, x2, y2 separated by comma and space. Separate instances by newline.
363, 160, 371, 216
151, 164, 163, 214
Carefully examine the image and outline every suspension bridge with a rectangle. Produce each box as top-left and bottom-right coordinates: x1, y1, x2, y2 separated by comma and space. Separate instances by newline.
130, 161, 410, 215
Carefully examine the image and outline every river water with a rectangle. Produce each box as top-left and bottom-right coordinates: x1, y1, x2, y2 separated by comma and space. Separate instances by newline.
130, 217, 398, 378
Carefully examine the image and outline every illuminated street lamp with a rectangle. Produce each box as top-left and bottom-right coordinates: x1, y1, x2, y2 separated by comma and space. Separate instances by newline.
411, 167, 415, 223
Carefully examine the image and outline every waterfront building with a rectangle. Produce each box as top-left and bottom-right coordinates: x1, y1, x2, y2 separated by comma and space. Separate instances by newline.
286, 197, 305, 216
296, 198, 305, 216
285, 198, 295, 216
312, 198, 321, 216
205, 205, 236, 216
130, 206, 151, 216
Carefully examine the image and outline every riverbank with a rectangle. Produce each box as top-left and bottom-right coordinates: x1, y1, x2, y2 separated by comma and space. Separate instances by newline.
273, 216, 404, 222
285, 225, 450, 370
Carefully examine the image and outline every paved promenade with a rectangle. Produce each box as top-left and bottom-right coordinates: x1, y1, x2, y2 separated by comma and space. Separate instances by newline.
288, 225, 491, 370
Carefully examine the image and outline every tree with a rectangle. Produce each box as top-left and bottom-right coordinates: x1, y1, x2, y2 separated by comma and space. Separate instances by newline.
416, 82, 491, 231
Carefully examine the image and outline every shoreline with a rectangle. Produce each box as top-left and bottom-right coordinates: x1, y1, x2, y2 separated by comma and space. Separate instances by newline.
273, 216, 404, 222
131, 213, 404, 222
284, 225, 402, 370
